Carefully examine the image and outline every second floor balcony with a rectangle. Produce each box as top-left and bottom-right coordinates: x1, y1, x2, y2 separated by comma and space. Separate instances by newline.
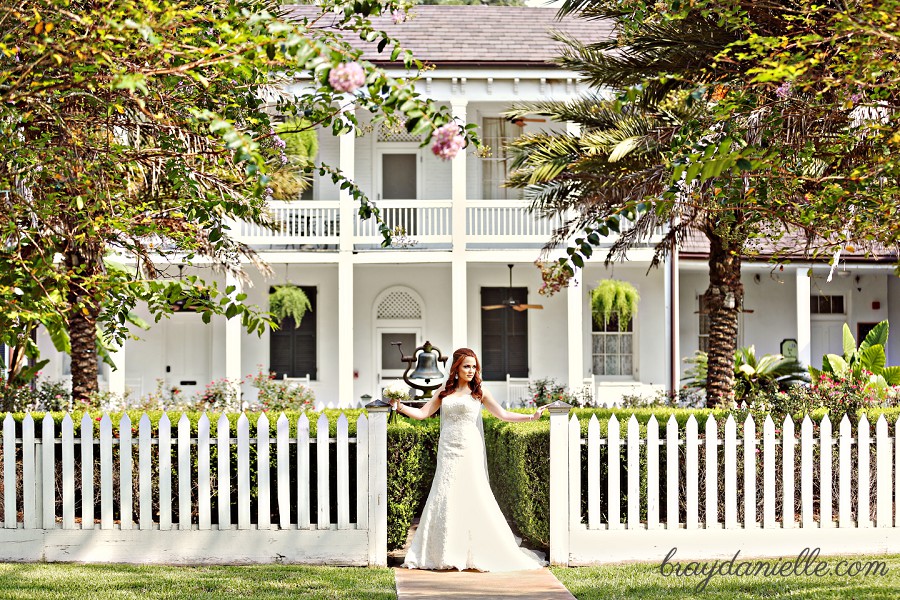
233, 199, 579, 252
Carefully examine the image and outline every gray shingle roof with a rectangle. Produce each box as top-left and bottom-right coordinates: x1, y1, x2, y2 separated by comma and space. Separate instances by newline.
283, 5, 612, 67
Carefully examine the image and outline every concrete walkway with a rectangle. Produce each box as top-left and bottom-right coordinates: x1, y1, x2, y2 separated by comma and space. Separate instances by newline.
394, 567, 576, 599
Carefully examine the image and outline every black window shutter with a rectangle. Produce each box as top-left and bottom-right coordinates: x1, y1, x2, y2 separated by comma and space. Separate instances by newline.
269, 286, 317, 380
480, 287, 528, 380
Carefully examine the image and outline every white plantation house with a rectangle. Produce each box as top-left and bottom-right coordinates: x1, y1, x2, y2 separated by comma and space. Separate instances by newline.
29, 5, 900, 407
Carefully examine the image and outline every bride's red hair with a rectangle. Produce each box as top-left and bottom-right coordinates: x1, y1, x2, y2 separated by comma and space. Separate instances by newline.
438, 348, 484, 401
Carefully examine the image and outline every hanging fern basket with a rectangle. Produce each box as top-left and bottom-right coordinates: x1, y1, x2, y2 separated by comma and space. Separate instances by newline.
269, 285, 312, 328
591, 279, 640, 331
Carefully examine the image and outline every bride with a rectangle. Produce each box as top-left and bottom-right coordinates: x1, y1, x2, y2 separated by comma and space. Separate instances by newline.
388, 347, 547, 572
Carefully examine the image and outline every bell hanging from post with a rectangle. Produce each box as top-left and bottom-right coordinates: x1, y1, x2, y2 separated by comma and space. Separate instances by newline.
409, 350, 443, 381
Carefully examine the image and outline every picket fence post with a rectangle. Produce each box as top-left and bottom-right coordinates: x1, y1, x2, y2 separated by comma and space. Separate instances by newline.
297, 413, 311, 529
3, 414, 13, 529
366, 399, 390, 567
587, 415, 600, 529
316, 413, 330, 529
120, 413, 133, 530
42, 413, 56, 529
547, 400, 572, 566
197, 413, 210, 530
782, 415, 795, 529
820, 414, 833, 527
257, 413, 270, 531
666, 415, 679, 530
22, 414, 36, 529
81, 413, 94, 530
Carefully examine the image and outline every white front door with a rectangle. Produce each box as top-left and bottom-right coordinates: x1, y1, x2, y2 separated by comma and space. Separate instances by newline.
165, 314, 211, 400
811, 319, 845, 365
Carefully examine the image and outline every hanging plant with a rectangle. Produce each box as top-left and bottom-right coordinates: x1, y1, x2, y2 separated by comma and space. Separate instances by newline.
591, 279, 640, 331
269, 285, 312, 328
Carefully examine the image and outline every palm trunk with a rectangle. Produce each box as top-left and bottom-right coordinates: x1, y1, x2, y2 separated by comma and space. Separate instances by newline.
704, 229, 743, 408
66, 250, 101, 404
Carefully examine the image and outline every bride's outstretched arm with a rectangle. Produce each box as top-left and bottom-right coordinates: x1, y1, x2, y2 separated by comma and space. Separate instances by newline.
389, 383, 445, 420
480, 389, 546, 423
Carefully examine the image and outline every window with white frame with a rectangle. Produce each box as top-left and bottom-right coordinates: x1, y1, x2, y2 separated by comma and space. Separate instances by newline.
810, 294, 845, 314
592, 314, 634, 377
481, 117, 522, 200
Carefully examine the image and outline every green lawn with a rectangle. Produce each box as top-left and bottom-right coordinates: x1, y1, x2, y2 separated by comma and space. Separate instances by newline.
552, 553, 900, 600
0, 564, 395, 600
3, 556, 900, 599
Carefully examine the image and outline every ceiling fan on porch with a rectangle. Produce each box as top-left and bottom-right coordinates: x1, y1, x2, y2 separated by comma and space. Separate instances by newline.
481, 264, 544, 312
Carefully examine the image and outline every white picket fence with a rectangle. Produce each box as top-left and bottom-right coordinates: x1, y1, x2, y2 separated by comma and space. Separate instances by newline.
548, 407, 900, 565
0, 406, 389, 564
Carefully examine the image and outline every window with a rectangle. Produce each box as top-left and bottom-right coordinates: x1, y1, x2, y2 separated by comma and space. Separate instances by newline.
698, 293, 711, 353
592, 314, 634, 377
481, 117, 521, 200
811, 294, 845, 314
481, 287, 528, 380
270, 286, 317, 380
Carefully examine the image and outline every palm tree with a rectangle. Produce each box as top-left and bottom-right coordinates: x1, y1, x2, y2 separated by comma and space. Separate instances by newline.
507, 90, 752, 407
503, 0, 806, 406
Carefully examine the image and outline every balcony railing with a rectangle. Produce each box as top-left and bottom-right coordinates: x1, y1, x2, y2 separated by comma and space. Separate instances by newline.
354, 200, 452, 246
235, 201, 341, 245
466, 199, 568, 245
231, 199, 593, 249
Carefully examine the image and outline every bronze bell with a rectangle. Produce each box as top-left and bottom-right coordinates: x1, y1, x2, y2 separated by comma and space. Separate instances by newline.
409, 350, 444, 381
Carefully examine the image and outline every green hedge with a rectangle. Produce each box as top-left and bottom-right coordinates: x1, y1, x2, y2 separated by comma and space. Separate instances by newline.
483, 417, 550, 550
386, 418, 441, 549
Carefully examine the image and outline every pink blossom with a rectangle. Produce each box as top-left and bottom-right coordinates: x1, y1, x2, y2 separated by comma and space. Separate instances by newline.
391, 9, 407, 24
431, 123, 464, 160
328, 62, 366, 93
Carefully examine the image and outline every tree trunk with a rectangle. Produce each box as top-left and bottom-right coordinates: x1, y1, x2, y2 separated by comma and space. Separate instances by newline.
66, 251, 102, 405
704, 229, 743, 408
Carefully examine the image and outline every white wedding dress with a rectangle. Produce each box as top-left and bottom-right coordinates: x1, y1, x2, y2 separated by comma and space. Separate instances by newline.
401, 392, 545, 572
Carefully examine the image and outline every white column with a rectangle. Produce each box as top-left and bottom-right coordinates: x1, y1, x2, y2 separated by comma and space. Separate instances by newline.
338, 105, 356, 406
339, 104, 356, 253
451, 99, 468, 350
567, 269, 584, 389
665, 248, 680, 393
107, 346, 125, 397
796, 267, 811, 367
225, 272, 242, 395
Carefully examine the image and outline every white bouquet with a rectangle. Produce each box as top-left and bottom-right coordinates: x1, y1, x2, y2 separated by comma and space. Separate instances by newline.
383, 381, 411, 423
383, 381, 411, 402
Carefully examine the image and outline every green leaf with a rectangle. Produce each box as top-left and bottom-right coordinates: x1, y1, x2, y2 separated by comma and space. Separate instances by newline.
842, 323, 857, 360
860, 320, 888, 352
882, 366, 900, 386
859, 344, 886, 374
825, 354, 849, 377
